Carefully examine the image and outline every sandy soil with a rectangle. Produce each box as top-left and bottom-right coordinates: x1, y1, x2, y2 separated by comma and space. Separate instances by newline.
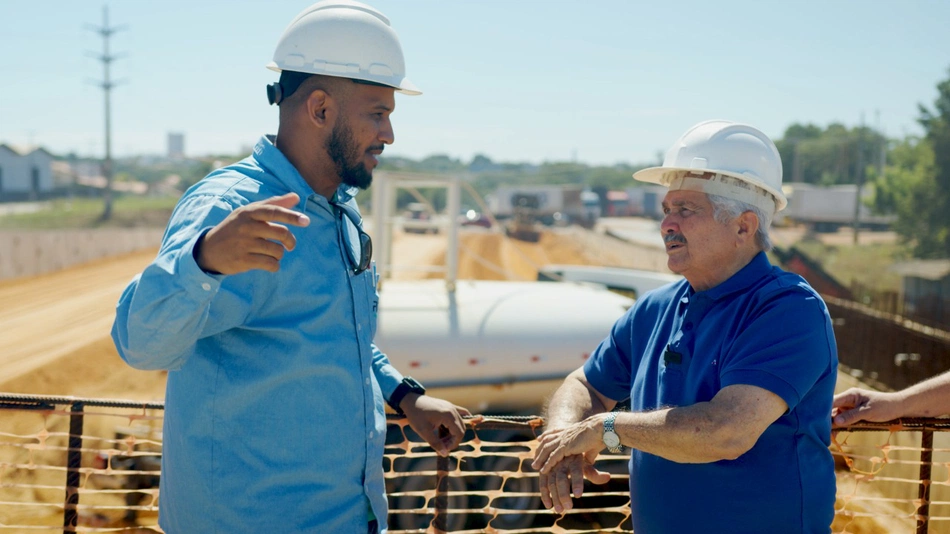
0, 250, 166, 399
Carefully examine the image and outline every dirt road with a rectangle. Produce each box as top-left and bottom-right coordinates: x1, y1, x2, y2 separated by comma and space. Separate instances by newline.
0, 228, 669, 398
0, 250, 168, 399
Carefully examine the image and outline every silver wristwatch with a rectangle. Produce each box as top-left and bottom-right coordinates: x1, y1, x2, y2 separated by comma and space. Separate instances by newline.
603, 412, 624, 453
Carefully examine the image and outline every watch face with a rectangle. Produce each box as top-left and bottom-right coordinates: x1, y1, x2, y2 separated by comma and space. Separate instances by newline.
603, 431, 621, 449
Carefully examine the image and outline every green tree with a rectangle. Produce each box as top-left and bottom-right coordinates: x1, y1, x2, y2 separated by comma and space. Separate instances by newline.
870, 67, 950, 258
868, 137, 937, 256
916, 69, 950, 257
776, 122, 885, 186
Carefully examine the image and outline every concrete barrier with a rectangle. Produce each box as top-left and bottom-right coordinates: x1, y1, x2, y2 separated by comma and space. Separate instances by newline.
0, 229, 163, 280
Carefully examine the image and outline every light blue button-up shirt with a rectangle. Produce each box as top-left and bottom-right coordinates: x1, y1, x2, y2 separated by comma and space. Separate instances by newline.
112, 135, 403, 533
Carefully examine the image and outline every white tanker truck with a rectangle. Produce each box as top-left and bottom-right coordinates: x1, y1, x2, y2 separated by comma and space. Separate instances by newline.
370, 172, 678, 530
371, 172, 676, 414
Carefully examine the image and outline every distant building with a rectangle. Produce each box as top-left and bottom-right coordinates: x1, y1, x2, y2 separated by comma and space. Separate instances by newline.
891, 260, 950, 328
0, 144, 55, 202
168, 132, 185, 159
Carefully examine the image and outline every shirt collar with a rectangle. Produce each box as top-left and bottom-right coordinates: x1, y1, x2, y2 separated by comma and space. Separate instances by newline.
696, 251, 772, 301
332, 184, 360, 205
253, 135, 358, 208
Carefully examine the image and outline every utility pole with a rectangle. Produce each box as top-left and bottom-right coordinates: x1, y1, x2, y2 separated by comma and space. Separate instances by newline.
86, 6, 126, 221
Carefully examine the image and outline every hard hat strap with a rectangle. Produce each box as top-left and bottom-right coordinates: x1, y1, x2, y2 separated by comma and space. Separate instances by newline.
669, 172, 776, 216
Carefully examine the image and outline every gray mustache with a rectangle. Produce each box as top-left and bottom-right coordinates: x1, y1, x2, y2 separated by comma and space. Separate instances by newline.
664, 234, 686, 245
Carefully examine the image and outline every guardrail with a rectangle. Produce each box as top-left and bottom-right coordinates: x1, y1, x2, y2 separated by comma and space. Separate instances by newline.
0, 392, 947, 533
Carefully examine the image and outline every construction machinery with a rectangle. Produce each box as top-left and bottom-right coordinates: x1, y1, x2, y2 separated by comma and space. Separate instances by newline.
504, 192, 543, 242
489, 185, 601, 238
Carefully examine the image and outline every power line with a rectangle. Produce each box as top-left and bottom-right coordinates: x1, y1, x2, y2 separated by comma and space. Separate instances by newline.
85, 5, 127, 220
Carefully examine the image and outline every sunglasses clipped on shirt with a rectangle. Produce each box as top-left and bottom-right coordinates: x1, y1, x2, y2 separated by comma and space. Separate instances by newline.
331, 199, 373, 274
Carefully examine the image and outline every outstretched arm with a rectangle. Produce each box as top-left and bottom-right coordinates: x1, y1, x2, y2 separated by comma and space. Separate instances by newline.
113, 193, 309, 370
833, 371, 950, 427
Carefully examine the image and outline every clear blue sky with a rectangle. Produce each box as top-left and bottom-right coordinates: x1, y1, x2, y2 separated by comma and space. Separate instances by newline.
1, 1, 948, 166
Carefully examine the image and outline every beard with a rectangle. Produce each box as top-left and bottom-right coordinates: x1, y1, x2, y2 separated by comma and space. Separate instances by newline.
326, 117, 378, 190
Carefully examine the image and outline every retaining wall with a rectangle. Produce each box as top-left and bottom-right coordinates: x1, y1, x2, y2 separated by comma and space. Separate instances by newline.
0, 229, 163, 280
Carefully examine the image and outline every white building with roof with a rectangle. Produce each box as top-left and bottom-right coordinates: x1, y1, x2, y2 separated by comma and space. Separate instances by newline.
0, 144, 55, 201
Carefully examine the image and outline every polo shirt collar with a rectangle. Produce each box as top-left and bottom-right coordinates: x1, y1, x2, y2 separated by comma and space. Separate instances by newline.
697, 251, 772, 301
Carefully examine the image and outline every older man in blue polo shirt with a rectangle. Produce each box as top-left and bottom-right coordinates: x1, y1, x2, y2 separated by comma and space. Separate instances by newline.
533, 120, 838, 534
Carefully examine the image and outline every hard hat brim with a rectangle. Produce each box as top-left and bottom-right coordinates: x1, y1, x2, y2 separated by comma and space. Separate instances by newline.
266, 62, 421, 95
633, 166, 788, 211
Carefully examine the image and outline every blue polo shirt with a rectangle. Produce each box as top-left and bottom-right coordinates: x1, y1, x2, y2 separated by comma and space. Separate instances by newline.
584, 252, 837, 534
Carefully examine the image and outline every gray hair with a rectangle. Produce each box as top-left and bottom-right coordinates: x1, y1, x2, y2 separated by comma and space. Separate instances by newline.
707, 194, 773, 252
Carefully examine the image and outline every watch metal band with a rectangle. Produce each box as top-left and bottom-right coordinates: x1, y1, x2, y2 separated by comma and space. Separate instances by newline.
603, 411, 624, 453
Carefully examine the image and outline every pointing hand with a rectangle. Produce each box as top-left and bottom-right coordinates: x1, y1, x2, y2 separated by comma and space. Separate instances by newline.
196, 193, 310, 275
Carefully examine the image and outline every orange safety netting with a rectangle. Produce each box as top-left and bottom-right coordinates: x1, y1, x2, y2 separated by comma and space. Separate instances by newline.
0, 396, 947, 533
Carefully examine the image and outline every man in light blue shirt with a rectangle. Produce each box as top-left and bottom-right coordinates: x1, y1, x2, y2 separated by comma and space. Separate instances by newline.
112, 2, 471, 532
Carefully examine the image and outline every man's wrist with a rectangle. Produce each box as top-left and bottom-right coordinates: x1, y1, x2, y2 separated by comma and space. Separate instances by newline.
388, 377, 426, 414
397, 392, 423, 414
602, 411, 624, 453
193, 231, 221, 275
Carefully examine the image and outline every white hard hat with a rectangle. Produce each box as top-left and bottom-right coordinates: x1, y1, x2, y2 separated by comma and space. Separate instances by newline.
634, 120, 787, 213
267, 0, 420, 95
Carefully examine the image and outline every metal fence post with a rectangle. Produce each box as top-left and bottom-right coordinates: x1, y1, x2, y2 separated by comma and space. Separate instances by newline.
433, 453, 449, 533
917, 428, 934, 534
63, 401, 84, 533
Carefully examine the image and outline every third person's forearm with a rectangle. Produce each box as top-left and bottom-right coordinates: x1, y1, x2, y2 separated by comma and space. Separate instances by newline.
901, 371, 950, 417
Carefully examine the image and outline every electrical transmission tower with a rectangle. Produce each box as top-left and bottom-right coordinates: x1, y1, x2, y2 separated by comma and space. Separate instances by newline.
86, 6, 126, 221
